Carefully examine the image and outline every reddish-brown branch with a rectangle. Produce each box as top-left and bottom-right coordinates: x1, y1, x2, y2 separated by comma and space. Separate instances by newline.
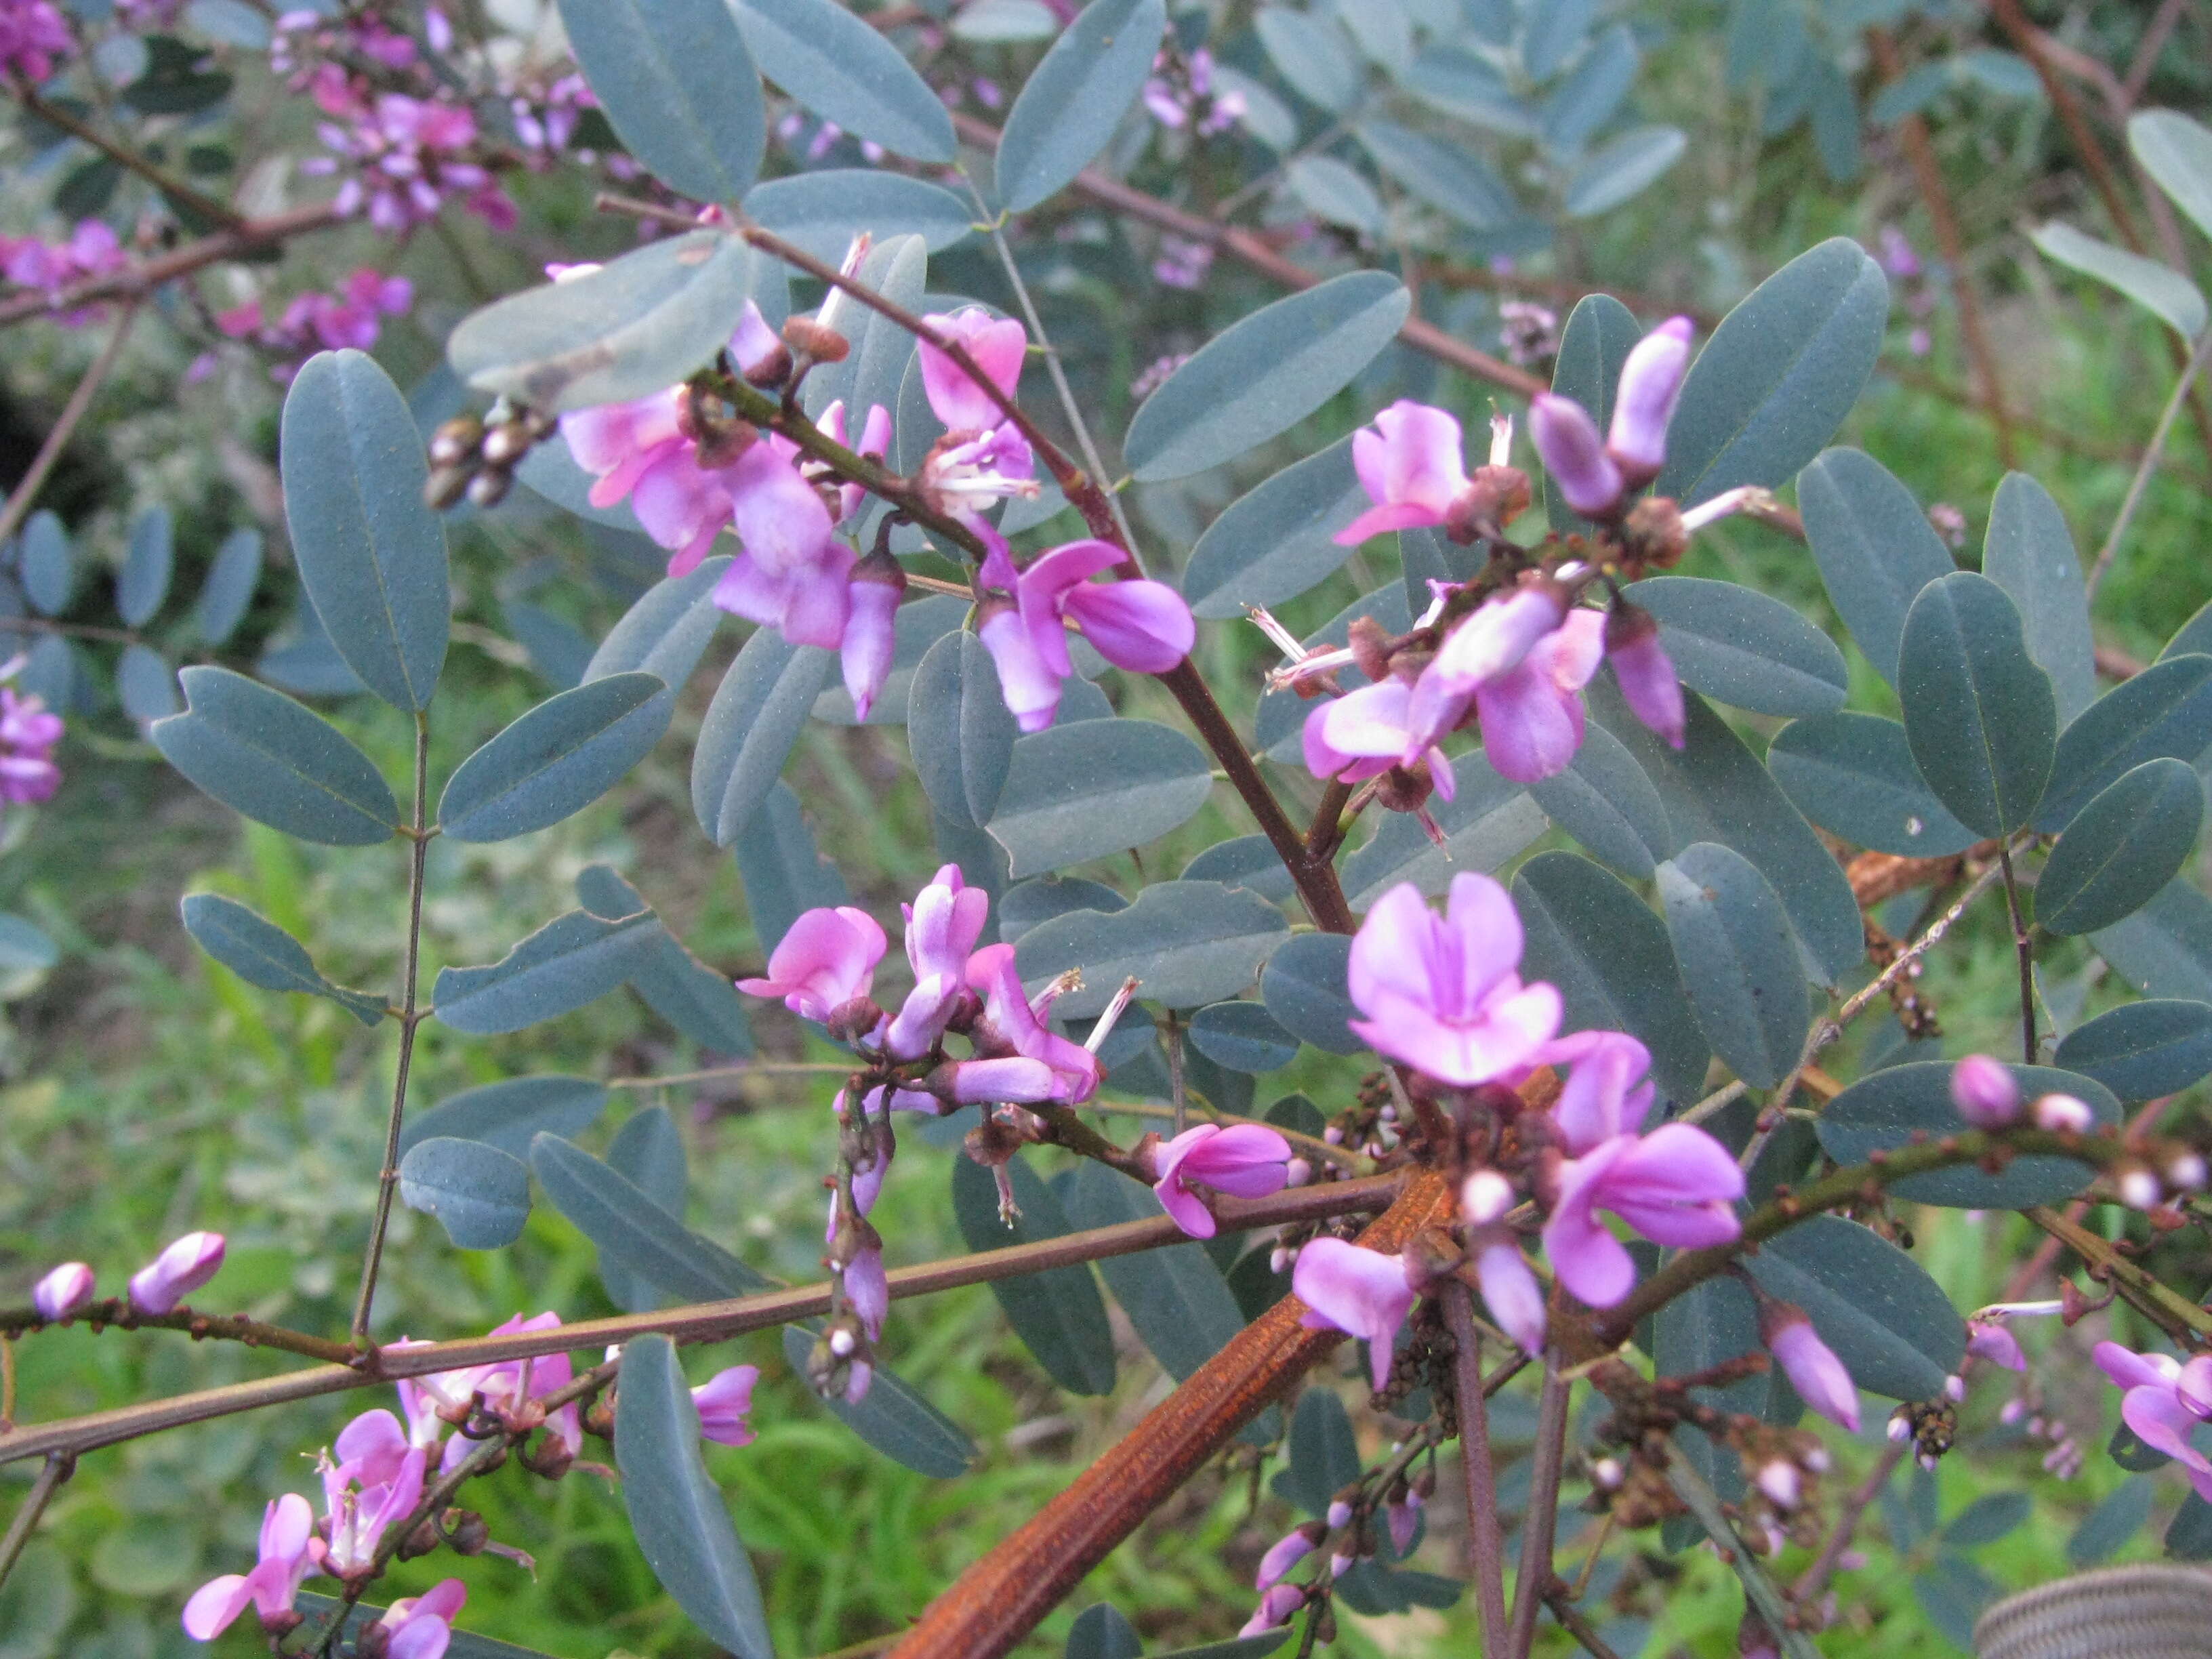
0, 300, 140, 546
0, 204, 345, 328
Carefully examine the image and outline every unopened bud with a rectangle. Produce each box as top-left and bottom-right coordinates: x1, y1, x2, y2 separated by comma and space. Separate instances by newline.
1949, 1055, 2020, 1127
446, 1509, 491, 1555
428, 415, 483, 468
426, 464, 475, 510
480, 420, 535, 467
782, 316, 850, 363
1887, 1411, 1913, 1443
466, 468, 512, 509
1461, 1167, 1515, 1226
1591, 1456, 1624, 1492
2118, 1166, 2163, 1211
2033, 1093, 2093, 1133
2167, 1151, 2207, 1191
31, 1262, 94, 1322
1285, 1158, 1312, 1187
1620, 494, 1687, 567
1754, 1458, 1799, 1511
1326, 1496, 1353, 1530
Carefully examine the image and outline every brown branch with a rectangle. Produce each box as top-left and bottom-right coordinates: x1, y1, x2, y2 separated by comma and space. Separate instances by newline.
884, 1170, 1456, 1659
0, 203, 344, 329
1506, 1354, 1573, 1656
12, 86, 244, 232
0, 300, 142, 547
1547, 1592, 1629, 1659
1443, 1284, 1510, 1647
2026, 1204, 2212, 1347
0, 1452, 72, 1593
0, 1299, 356, 1363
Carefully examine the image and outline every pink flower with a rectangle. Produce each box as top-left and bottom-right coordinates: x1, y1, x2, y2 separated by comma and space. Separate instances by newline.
2093, 1342, 2212, 1501
1965, 1318, 2026, 1372
1530, 392, 1623, 518
692, 1364, 760, 1447
1241, 1582, 1304, 1637
374, 1578, 467, 1659
1151, 1123, 1293, 1238
1255, 1524, 1320, 1591
966, 943, 1101, 1103
0, 687, 62, 804
1605, 608, 1684, 750
321, 1443, 426, 1576
1605, 318, 1693, 485
1544, 1128, 1742, 1308
1303, 678, 1456, 797
560, 390, 687, 512
1334, 401, 1470, 544
1765, 1308, 1860, 1431
738, 905, 887, 1023
1293, 1237, 1415, 1391
939, 1054, 1059, 1104
841, 549, 905, 722
30, 1261, 92, 1320
978, 537, 1194, 732
0, 0, 73, 83
885, 865, 990, 1059
1346, 873, 1562, 1087
1950, 1055, 2020, 1127
918, 307, 1027, 432
918, 422, 1038, 523
181, 1492, 323, 1640
1473, 609, 1604, 782
1542, 1030, 1658, 1153
129, 1231, 225, 1314
1472, 1235, 1548, 1353
1426, 585, 1568, 699
414, 1312, 581, 1471
333, 1407, 432, 1490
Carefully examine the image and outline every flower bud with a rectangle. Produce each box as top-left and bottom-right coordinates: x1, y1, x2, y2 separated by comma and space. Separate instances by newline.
2117, 1166, 2162, 1211
1240, 1582, 1304, 1637
1285, 1157, 1312, 1187
2169, 1151, 2209, 1191
1948, 1055, 2020, 1127
1605, 317, 1694, 485
2032, 1092, 2092, 1133
31, 1262, 94, 1322
1529, 392, 1624, 518
1604, 605, 1684, 750
1460, 1167, 1515, 1227
781, 315, 850, 364
1761, 1304, 1861, 1431
931, 1055, 1058, 1105
1944, 1373, 1966, 1401
840, 550, 906, 722
731, 300, 791, 386
1753, 1458, 1800, 1511
1326, 1496, 1353, 1530
465, 468, 512, 510
428, 415, 483, 468
1255, 1521, 1324, 1591
1887, 1410, 1912, 1443
128, 1231, 225, 1315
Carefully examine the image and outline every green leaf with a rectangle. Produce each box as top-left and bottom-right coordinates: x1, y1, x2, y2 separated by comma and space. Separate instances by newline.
603, 1105, 689, 1313
745, 170, 972, 266
1276, 1385, 1363, 1517
1744, 1215, 1963, 1401
1356, 117, 1518, 232
2167, 1492, 2212, 1560
186, 0, 269, 46
440, 673, 672, 842
1654, 1273, 1779, 1538
1547, 293, 1641, 533
1188, 1000, 1300, 1073
580, 865, 755, 1053
1545, 22, 1637, 147
1513, 851, 1708, 1105
559, 0, 765, 204
1627, 576, 1848, 718
1254, 5, 1358, 110
1523, 0, 1596, 79
2067, 1477, 2152, 1567
1153, 1631, 1292, 1659
1017, 880, 1291, 1019
1796, 447, 1956, 688
2039, 758, 2203, 936
987, 718, 1213, 878
2038, 654, 2212, 833
734, 779, 848, 955
1261, 931, 1362, 1055
1588, 681, 1864, 984
1658, 842, 1807, 1089
448, 233, 778, 412
398, 1136, 531, 1250
1002, 876, 1126, 943
693, 630, 834, 846
1815, 1061, 2121, 1208
585, 554, 731, 689
433, 908, 662, 1034
1401, 45, 1534, 136
116, 506, 172, 627
18, 510, 70, 615
776, 1325, 978, 1475
194, 527, 262, 644
953, 1153, 1117, 1395
617, 1334, 774, 1659
2129, 110, 2212, 246
151, 668, 398, 845
1656, 240, 1889, 508
1067, 1604, 1144, 1659
1912, 1553, 1996, 1651
995, 0, 1168, 211
1340, 750, 1547, 906
1563, 125, 1686, 218
1180, 837, 1295, 903
180, 893, 384, 1025
1184, 436, 1368, 616
1123, 272, 1411, 482
1898, 572, 2057, 838
116, 643, 180, 724
909, 630, 1019, 828
531, 1132, 773, 1301
1983, 473, 2097, 724
0, 913, 57, 974
1944, 1492, 2032, 1549
279, 350, 451, 712
800, 234, 928, 427
1767, 712, 1978, 857
1528, 722, 1672, 879
401, 1076, 609, 1160
731, 0, 956, 163
1285, 154, 1386, 237
1064, 1160, 1255, 1389
2055, 1001, 2212, 1102
2029, 222, 2207, 345
2095, 880, 2212, 1002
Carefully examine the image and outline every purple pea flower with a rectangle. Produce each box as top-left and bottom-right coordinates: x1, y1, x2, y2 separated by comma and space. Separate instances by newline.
1255, 1523, 1322, 1591
841, 550, 905, 722
1333, 401, 1471, 545
1241, 1582, 1305, 1637
2094, 1342, 2212, 1501
1345, 873, 1563, 1088
693, 1363, 761, 1448
884, 865, 989, 1059
1471, 609, 1605, 783
737, 905, 887, 1023
1529, 393, 1624, 518
1965, 1317, 2027, 1372
1605, 606, 1685, 750
0, 0, 73, 84
965, 943, 1102, 1103
977, 537, 1195, 732
181, 1492, 323, 1641
1292, 1237, 1416, 1390
1950, 1054, 2020, 1126
1303, 678, 1457, 800
1456, 1169, 1547, 1350
918, 307, 1028, 432
320, 1443, 427, 1577
374, 1578, 468, 1659
1151, 1123, 1294, 1238
0, 687, 62, 804
937, 1054, 1060, 1105
1761, 1304, 1861, 1431
1605, 316, 1694, 485
30, 1261, 92, 1320
129, 1231, 225, 1315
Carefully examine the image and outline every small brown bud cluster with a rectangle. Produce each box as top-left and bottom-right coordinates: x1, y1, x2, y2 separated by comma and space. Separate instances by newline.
1887, 1397, 1958, 1471
1616, 495, 1687, 571
2110, 1145, 2208, 1217
426, 401, 558, 510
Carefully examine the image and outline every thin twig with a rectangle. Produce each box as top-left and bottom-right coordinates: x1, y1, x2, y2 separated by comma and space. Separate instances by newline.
1505, 1353, 1572, 1657
0, 1452, 72, 1593
1546, 1593, 1629, 1659
0, 1299, 358, 1362
0, 203, 344, 328
1792, 1442, 1906, 1606
2087, 326, 2212, 599
12, 86, 244, 231
1997, 845, 2037, 1062
1442, 1285, 1510, 1649
607, 1061, 855, 1088
1666, 1456, 1822, 1659
0, 300, 142, 547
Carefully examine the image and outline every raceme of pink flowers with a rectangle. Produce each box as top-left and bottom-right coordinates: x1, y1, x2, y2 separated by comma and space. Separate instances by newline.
217, 268, 415, 367
0, 684, 63, 804
0, 0, 71, 84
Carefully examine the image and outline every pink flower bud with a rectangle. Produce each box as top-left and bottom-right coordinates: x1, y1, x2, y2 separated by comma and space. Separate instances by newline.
1529, 393, 1624, 518
1948, 1055, 2020, 1126
128, 1231, 225, 1315
31, 1262, 94, 1321
1240, 1582, 1304, 1637
1965, 1318, 2026, 1372
2032, 1092, 2093, 1132
2118, 1167, 2162, 1210
1765, 1310, 1860, 1431
693, 1363, 760, 1447
1325, 1498, 1353, 1530
1255, 1523, 1321, 1591
939, 1055, 1059, 1105
1605, 317, 1694, 485
1605, 606, 1684, 750
1754, 1458, 1800, 1511
840, 552, 905, 722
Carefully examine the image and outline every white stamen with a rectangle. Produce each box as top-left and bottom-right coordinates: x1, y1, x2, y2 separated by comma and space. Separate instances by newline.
1084, 977, 1141, 1054
1488, 411, 1513, 469
1245, 605, 1309, 661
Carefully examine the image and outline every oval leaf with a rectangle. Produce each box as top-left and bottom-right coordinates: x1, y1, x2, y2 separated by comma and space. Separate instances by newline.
279, 350, 451, 712
2037, 758, 2203, 936
1285, 155, 1385, 237
734, 779, 849, 956
1261, 931, 1362, 1056
1656, 239, 1889, 508
531, 1132, 771, 1300
731, 0, 955, 162
20, 510, 72, 615
1340, 750, 1547, 905
116, 643, 180, 724
909, 629, 1019, 828
1527, 722, 1673, 880
1563, 125, 1686, 218
1767, 712, 1978, 857
775, 1324, 978, 1477
1744, 1215, 1965, 1401
952, 1153, 1117, 1395
1795, 447, 1956, 689
1017, 880, 1290, 1019
180, 893, 385, 1026
1063, 1160, 1250, 1384
433, 909, 661, 1034
2094, 880, 2212, 1003
150, 667, 397, 845
1123, 272, 1411, 482
2030, 221, 2207, 348
1067, 1605, 1144, 1659
2037, 653, 2212, 834
1356, 117, 1516, 230
1187, 1000, 1300, 1073
398, 1137, 531, 1250
1898, 572, 2057, 838
117, 506, 172, 627
1628, 576, 1847, 718
2129, 110, 2212, 245
440, 673, 673, 842
194, 527, 263, 644
2055, 1001, 2212, 1103
615, 1334, 774, 1659
745, 169, 972, 264
693, 630, 834, 846
1814, 1061, 2122, 1208
585, 554, 731, 688
1254, 6, 1357, 110
1657, 842, 1808, 1090
401, 1076, 609, 1161
1183, 436, 1366, 617
559, 0, 766, 204
995, 0, 1170, 213
987, 718, 1213, 878
1984, 472, 2096, 725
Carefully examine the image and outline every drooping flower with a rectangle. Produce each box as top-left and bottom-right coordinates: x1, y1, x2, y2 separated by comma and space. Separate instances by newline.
0, 686, 63, 804
841, 548, 906, 721
977, 537, 1195, 732
1761, 1303, 1861, 1431
1965, 1318, 2027, 1372
30, 1261, 92, 1320
2093, 1342, 2212, 1501
917, 307, 1027, 432
966, 942, 1102, 1104
692, 1364, 760, 1447
1605, 317, 1694, 485
128, 1231, 226, 1314
373, 1578, 468, 1659
1529, 392, 1623, 518
1471, 609, 1605, 783
737, 906, 888, 1023
1604, 606, 1685, 750
181, 1492, 323, 1641
1303, 678, 1456, 800
1292, 1237, 1415, 1390
1240, 1582, 1305, 1637
937, 1054, 1060, 1105
1345, 873, 1562, 1087
1334, 401, 1471, 544
1254, 1523, 1322, 1591
406, 1313, 581, 1473
1151, 1123, 1293, 1238
1949, 1055, 2020, 1127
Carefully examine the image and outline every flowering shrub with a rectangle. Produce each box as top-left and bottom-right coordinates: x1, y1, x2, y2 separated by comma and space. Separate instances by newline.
3, 2, 2212, 1658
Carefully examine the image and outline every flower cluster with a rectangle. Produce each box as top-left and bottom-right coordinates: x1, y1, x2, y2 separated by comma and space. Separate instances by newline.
0, 0, 70, 83
0, 220, 128, 323
0, 680, 63, 806
28, 1229, 224, 1320
2094, 1342, 2212, 1502
304, 93, 515, 234
216, 268, 415, 375
1142, 47, 1245, 137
